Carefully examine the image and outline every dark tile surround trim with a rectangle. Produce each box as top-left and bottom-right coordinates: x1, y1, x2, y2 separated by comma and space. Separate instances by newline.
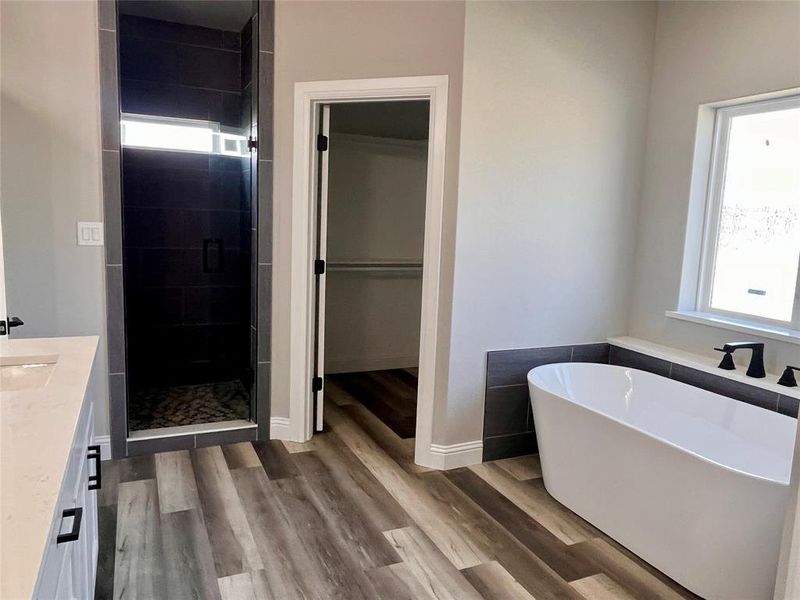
484, 342, 798, 461
97, 0, 274, 457
483, 343, 610, 461
609, 346, 798, 418
97, 3, 127, 459
255, 1, 274, 440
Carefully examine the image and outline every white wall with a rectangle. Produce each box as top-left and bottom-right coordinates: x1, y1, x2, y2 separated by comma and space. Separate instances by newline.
629, 1, 800, 373
273, 1, 466, 432
324, 134, 426, 374
446, 1, 657, 445
0, 1, 109, 434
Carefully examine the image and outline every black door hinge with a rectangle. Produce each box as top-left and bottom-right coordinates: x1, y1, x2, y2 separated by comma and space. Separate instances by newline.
314, 259, 325, 275
3, 316, 23, 336
247, 136, 258, 151
312, 376, 323, 393
317, 134, 328, 152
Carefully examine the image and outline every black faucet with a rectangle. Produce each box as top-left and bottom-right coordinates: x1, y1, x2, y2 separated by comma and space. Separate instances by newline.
778, 366, 799, 387
714, 342, 766, 378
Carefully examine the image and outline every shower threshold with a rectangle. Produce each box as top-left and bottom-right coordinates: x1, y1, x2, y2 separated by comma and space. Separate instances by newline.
128, 419, 256, 441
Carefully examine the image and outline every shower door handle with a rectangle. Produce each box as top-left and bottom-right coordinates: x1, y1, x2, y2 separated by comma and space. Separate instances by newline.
203, 239, 224, 273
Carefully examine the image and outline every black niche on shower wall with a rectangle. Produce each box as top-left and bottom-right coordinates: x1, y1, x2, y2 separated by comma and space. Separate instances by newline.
118, 12, 255, 428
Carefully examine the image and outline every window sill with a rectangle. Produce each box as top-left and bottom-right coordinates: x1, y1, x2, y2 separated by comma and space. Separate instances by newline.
665, 310, 800, 346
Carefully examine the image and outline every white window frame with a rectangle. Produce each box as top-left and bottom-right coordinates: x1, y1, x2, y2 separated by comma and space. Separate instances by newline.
695, 93, 800, 332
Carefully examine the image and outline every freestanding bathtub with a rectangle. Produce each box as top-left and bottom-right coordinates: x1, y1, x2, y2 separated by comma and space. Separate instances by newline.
528, 362, 796, 600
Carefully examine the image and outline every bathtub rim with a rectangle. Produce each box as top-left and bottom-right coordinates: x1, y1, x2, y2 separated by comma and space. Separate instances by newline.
528, 362, 794, 486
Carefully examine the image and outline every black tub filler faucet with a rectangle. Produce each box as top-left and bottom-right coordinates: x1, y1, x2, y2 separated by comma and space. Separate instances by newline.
714, 342, 766, 378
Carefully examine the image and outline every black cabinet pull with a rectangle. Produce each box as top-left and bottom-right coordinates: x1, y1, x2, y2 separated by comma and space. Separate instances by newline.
88, 445, 101, 491
56, 507, 83, 544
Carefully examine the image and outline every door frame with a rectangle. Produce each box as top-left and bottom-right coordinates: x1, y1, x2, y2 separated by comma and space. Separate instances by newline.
287, 75, 448, 468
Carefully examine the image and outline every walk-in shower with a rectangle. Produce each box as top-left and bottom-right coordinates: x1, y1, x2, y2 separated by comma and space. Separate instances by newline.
117, 0, 259, 432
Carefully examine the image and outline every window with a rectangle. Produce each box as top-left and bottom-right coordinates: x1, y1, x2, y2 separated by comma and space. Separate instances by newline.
120, 114, 249, 156
697, 94, 800, 330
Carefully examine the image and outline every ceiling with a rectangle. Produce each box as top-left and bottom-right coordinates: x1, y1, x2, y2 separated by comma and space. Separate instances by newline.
118, 0, 255, 32
331, 102, 430, 141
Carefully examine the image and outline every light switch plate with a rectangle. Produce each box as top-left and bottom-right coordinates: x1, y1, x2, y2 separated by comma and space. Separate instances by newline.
77, 221, 104, 246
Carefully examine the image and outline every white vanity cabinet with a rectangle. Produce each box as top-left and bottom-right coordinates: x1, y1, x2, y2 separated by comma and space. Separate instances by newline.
34, 398, 99, 600
0, 336, 101, 600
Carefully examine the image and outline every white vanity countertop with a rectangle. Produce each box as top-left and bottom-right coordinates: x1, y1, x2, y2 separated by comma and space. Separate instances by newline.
608, 336, 800, 401
0, 336, 98, 599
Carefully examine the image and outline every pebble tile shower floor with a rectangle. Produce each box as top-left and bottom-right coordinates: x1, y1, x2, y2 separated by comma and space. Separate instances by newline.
127, 380, 250, 430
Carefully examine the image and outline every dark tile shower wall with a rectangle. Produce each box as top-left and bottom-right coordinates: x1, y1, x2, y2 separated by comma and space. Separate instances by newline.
118, 14, 243, 126
119, 16, 252, 396
122, 149, 251, 389
241, 15, 258, 416
484, 342, 798, 461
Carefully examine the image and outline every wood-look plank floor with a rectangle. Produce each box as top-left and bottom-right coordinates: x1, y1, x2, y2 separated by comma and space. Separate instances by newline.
327, 369, 418, 439
96, 393, 700, 600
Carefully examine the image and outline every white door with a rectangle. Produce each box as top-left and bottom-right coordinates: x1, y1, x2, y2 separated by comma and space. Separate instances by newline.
312, 105, 331, 432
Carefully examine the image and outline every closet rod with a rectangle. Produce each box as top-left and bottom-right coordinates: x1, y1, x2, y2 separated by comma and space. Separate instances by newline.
326, 260, 423, 272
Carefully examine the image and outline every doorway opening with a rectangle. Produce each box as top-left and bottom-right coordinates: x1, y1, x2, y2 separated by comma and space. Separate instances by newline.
287, 76, 449, 469
314, 101, 430, 445
116, 0, 260, 434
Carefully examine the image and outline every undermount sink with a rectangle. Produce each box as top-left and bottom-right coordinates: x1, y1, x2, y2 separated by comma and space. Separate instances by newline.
0, 354, 59, 391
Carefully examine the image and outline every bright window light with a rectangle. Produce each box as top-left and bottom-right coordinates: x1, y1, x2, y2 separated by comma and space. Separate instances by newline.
121, 116, 214, 153
700, 95, 800, 327
120, 114, 249, 156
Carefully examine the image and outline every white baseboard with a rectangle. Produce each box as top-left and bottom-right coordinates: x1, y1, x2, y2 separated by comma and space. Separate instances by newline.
269, 417, 292, 440
267, 413, 481, 470
425, 440, 483, 470
324, 354, 418, 375
94, 435, 112, 461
